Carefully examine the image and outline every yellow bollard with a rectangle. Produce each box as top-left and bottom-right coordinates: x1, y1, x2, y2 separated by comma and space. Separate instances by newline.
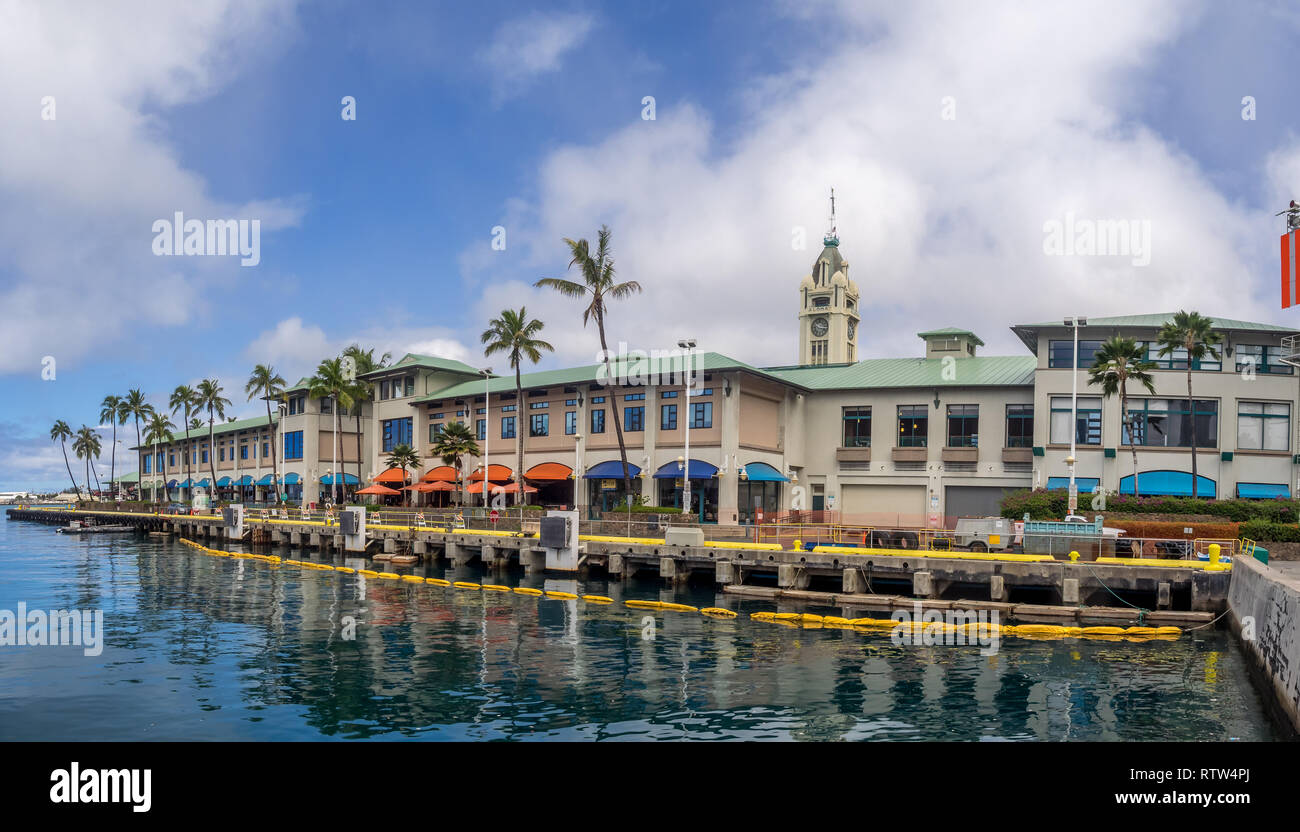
1069, 550, 1080, 562
1208, 543, 1220, 566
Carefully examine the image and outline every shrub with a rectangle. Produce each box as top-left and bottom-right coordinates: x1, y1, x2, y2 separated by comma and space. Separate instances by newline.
1239, 519, 1300, 542
1000, 489, 1300, 523
1107, 520, 1239, 540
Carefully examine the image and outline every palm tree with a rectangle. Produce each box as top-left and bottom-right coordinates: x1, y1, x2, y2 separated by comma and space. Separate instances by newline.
73, 426, 102, 500
99, 395, 122, 500
195, 379, 232, 499
385, 444, 422, 507
1088, 337, 1157, 497
535, 225, 643, 515
431, 421, 479, 508
50, 421, 81, 500
169, 385, 197, 499
245, 364, 286, 505
1156, 311, 1224, 499
342, 345, 391, 494
124, 389, 152, 503
189, 417, 203, 431
481, 307, 554, 505
144, 412, 176, 505
309, 358, 354, 504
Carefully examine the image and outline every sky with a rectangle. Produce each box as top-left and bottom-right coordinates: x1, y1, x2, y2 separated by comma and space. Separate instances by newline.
4, 0, 1300, 490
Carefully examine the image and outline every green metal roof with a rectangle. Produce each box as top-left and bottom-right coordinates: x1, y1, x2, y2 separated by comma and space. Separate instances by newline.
413, 352, 779, 403
1011, 313, 1299, 352
762, 355, 1037, 390
359, 352, 482, 380
916, 327, 985, 346
131, 415, 277, 449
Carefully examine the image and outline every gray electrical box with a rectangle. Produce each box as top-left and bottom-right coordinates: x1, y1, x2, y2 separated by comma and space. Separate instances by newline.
539, 515, 570, 549
339, 511, 357, 535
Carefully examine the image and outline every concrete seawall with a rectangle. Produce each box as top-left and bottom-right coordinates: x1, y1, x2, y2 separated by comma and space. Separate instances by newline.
1227, 555, 1300, 735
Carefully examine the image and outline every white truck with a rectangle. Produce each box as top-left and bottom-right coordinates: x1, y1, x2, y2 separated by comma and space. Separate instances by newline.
952, 516, 1017, 552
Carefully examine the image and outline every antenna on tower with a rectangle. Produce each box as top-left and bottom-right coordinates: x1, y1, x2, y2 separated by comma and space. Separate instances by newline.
825, 188, 839, 246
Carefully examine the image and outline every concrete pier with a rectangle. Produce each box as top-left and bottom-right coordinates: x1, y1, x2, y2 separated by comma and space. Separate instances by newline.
1228, 557, 1300, 734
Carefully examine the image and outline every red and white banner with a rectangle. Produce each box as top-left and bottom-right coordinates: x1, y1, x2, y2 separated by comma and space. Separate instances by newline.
1282, 230, 1299, 309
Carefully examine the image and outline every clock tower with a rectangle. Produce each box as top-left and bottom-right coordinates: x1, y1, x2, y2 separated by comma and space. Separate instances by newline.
798, 191, 860, 365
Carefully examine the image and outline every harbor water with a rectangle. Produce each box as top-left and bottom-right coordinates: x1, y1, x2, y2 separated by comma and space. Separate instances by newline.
0, 517, 1281, 741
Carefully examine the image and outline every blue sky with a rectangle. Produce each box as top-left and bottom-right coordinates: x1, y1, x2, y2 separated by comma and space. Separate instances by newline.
5, 0, 1300, 490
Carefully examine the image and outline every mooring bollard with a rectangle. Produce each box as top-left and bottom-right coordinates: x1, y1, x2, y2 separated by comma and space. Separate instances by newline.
1208, 543, 1221, 566
1069, 550, 1080, 562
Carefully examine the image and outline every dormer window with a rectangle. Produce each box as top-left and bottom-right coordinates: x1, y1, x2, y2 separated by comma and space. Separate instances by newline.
812, 295, 830, 308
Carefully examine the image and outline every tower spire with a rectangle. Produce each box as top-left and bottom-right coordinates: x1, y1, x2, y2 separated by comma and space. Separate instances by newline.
825, 188, 839, 246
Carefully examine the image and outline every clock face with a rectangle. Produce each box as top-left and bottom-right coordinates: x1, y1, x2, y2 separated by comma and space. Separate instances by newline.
811, 317, 829, 337
848, 320, 857, 340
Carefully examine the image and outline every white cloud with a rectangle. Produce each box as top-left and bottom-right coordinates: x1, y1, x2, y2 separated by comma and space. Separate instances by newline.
478, 11, 596, 102
462, 0, 1295, 366
0, 0, 304, 375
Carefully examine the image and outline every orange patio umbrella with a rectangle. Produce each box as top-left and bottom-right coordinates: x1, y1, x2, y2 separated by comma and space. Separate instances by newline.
492, 482, 538, 494
356, 484, 400, 496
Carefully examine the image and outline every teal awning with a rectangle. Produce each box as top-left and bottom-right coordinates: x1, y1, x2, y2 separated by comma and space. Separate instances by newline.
234, 475, 253, 486
282, 473, 301, 485
167, 479, 178, 488
178, 478, 193, 488
320, 473, 359, 485
1119, 471, 1216, 498
216, 476, 233, 487
1046, 476, 1099, 493
194, 478, 210, 487
654, 459, 719, 479
584, 460, 640, 479
741, 461, 788, 482
255, 474, 274, 486
1236, 482, 1289, 499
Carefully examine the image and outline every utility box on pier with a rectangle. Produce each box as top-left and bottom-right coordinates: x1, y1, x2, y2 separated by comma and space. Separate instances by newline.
541, 510, 579, 571
222, 504, 244, 539
341, 507, 367, 553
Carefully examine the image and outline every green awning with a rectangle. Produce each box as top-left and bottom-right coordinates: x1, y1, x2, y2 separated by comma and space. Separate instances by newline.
741, 462, 788, 482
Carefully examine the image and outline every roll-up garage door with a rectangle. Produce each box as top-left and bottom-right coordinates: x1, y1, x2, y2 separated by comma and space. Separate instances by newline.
839, 484, 926, 526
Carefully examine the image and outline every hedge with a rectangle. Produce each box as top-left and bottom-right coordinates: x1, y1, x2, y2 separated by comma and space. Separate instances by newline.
1000, 489, 1300, 523
1239, 519, 1300, 543
1106, 520, 1239, 540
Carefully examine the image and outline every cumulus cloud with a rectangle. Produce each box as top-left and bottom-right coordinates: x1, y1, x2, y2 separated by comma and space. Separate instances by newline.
0, 0, 304, 375
478, 11, 596, 102
462, 0, 1296, 366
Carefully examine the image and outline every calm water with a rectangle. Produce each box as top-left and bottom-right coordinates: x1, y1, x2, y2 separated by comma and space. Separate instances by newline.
0, 516, 1280, 741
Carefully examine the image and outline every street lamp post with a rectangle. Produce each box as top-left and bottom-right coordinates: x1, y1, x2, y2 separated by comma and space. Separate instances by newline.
1064, 315, 1087, 516
481, 367, 492, 512
677, 338, 697, 519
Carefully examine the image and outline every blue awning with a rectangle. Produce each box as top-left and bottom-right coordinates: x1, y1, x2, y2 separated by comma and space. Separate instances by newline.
194, 478, 210, 487
282, 473, 301, 485
320, 473, 359, 485
1236, 482, 1290, 499
255, 474, 274, 486
584, 460, 641, 479
167, 479, 178, 488
177, 478, 193, 488
1046, 476, 1099, 493
216, 476, 232, 487
1118, 471, 1216, 498
234, 475, 253, 486
653, 459, 719, 479
741, 461, 788, 482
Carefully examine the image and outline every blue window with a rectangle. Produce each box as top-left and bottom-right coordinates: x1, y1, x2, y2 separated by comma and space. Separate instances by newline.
689, 402, 713, 429
240, 445, 248, 459
591, 409, 605, 434
530, 414, 549, 437
156, 452, 164, 470
565, 411, 577, 435
202, 450, 209, 464
661, 404, 677, 430
143, 455, 151, 473
169, 453, 175, 467
476, 419, 486, 441
284, 431, 304, 460
262, 441, 269, 457
382, 417, 413, 452
502, 416, 516, 439
624, 393, 645, 401
429, 423, 445, 442
591, 396, 605, 404
625, 406, 645, 432
661, 390, 678, 399
529, 401, 549, 409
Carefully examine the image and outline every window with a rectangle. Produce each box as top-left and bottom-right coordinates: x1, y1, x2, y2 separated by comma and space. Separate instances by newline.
1048, 339, 1103, 368
1049, 396, 1102, 445
812, 295, 830, 307
1136, 341, 1222, 371
501, 404, 516, 413
565, 411, 577, 435
661, 390, 678, 399
202, 450, 209, 463
947, 405, 979, 447
842, 407, 871, 447
625, 406, 645, 432
219, 448, 225, 462
1236, 345, 1293, 376
169, 453, 175, 467
689, 401, 712, 429
143, 455, 151, 473
661, 404, 678, 430
475, 408, 486, 415
591, 396, 606, 404
284, 431, 304, 460
591, 409, 606, 434
898, 405, 928, 447
286, 394, 306, 415
382, 417, 413, 452
624, 393, 645, 401
1238, 402, 1290, 451
530, 414, 549, 437
240, 445, 248, 460
405, 377, 415, 397
1006, 404, 1034, 448
564, 399, 577, 406
262, 442, 269, 458
1125, 398, 1217, 447
811, 340, 828, 365
429, 423, 444, 442
320, 398, 332, 414
502, 416, 516, 439
476, 419, 486, 441
529, 401, 549, 409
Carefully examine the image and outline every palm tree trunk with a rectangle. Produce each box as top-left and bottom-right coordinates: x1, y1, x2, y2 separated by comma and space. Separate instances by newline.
91, 457, 101, 497
265, 399, 277, 507
596, 314, 633, 517
208, 415, 217, 498
1187, 365, 1198, 499
1120, 386, 1139, 498
184, 409, 192, 504
61, 442, 81, 500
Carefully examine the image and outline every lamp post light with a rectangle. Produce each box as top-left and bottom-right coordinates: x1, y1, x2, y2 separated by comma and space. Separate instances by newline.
677, 338, 697, 519
1064, 315, 1088, 516
480, 367, 492, 512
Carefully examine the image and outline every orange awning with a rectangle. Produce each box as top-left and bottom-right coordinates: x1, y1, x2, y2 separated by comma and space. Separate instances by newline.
373, 467, 411, 484
492, 482, 538, 494
357, 484, 400, 496
525, 462, 572, 481
421, 465, 458, 483
468, 464, 513, 482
